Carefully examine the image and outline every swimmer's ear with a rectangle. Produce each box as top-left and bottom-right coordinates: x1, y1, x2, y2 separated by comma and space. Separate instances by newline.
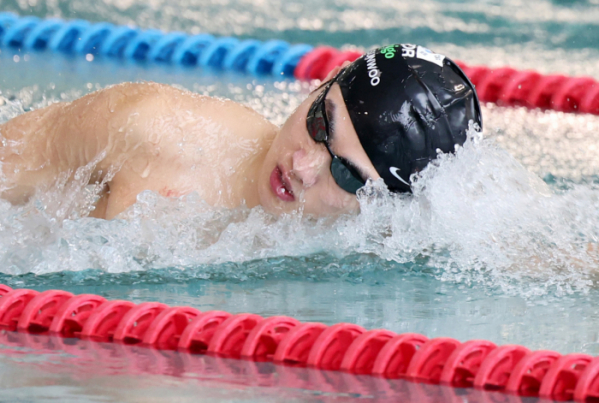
322, 61, 352, 83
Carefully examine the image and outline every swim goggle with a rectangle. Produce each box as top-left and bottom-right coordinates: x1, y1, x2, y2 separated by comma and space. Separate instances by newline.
305, 79, 366, 194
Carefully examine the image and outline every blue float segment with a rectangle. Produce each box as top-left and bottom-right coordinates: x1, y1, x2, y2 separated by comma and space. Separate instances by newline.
223, 39, 261, 72
0, 12, 18, 41
2, 16, 40, 49
247, 39, 289, 75
273, 44, 313, 77
148, 31, 187, 63
0, 13, 314, 79
99, 26, 139, 58
123, 29, 162, 61
172, 34, 214, 66
199, 37, 239, 69
48, 19, 90, 53
0, 12, 18, 23
75, 22, 114, 55
23, 18, 64, 50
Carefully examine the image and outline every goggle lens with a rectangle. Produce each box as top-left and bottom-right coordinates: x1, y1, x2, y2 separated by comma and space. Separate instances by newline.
306, 84, 330, 142
306, 81, 366, 194
330, 157, 365, 194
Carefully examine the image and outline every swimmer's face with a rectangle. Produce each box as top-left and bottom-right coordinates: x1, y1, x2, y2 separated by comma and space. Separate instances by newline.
258, 64, 380, 216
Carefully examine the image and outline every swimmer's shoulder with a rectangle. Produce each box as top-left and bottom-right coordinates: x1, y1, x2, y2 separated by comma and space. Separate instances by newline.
95, 81, 259, 115
79, 81, 196, 112
103, 81, 277, 140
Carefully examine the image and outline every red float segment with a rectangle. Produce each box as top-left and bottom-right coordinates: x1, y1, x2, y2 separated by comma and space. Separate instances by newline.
405, 337, 462, 384
142, 306, 201, 350
0, 284, 12, 296
475, 67, 518, 104
322, 50, 362, 78
460, 66, 490, 88
307, 323, 365, 371
294, 46, 339, 81
241, 315, 300, 360
49, 294, 106, 338
177, 310, 232, 353
0, 289, 39, 331
504, 350, 561, 397
340, 329, 396, 375
539, 353, 592, 402
6, 283, 599, 402
371, 333, 429, 379
455, 64, 599, 114
440, 340, 498, 388
16, 290, 74, 334
551, 77, 597, 113
207, 313, 263, 358
581, 84, 599, 114
454, 60, 467, 70
574, 356, 599, 402
112, 302, 168, 345
497, 71, 542, 107
526, 74, 569, 111
273, 322, 328, 366
473, 344, 530, 391
79, 300, 136, 341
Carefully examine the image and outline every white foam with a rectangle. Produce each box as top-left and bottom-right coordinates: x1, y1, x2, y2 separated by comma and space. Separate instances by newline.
0, 119, 598, 297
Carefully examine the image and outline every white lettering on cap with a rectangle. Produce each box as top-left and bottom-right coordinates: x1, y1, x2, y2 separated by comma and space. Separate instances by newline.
365, 51, 381, 87
400, 44, 445, 67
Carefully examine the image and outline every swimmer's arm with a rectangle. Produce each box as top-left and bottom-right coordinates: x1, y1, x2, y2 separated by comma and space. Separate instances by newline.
0, 83, 157, 206
1, 82, 274, 218
0, 104, 64, 203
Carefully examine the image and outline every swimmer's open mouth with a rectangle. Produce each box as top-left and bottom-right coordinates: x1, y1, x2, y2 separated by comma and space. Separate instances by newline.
270, 166, 295, 202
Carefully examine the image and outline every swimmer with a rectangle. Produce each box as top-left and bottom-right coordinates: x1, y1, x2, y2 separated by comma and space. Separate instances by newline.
0, 44, 481, 219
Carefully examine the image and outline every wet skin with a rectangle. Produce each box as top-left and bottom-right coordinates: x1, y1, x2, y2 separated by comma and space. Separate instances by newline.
259, 64, 380, 215
0, 64, 379, 219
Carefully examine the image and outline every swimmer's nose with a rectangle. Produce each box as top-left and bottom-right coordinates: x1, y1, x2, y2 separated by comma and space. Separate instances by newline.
292, 149, 327, 188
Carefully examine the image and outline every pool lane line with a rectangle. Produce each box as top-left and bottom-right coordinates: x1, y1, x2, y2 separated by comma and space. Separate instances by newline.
0, 283, 596, 402
0, 12, 312, 78
1, 12, 598, 117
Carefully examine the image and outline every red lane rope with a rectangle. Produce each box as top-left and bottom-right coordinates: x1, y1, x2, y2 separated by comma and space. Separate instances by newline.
0, 284, 598, 401
296, 46, 599, 116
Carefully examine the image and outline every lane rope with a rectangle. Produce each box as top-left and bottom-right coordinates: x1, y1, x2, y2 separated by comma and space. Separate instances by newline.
0, 12, 312, 77
1, 12, 598, 116
0, 283, 596, 402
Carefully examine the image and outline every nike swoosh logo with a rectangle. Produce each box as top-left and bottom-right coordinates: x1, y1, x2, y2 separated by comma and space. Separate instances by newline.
389, 167, 411, 187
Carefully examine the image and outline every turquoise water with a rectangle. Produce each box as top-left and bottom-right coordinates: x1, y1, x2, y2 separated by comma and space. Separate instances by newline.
2, 0, 599, 401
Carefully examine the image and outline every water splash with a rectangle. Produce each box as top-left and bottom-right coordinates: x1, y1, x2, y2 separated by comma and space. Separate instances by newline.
1, 117, 598, 297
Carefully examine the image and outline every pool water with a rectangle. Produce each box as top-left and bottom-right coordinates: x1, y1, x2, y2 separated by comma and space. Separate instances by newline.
2, 0, 599, 401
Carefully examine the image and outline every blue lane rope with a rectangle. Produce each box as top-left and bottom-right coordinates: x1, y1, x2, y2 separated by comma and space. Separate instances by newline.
0, 12, 313, 78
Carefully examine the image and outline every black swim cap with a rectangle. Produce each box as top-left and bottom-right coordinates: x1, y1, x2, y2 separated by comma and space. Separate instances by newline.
334, 44, 482, 192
